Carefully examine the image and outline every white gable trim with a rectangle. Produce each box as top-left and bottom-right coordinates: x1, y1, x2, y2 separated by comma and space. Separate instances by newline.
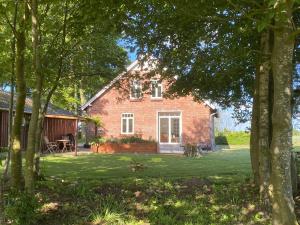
81, 60, 139, 110
204, 100, 216, 110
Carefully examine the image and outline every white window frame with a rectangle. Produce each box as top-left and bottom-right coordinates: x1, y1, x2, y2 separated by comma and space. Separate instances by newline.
151, 80, 163, 99
130, 80, 142, 99
121, 113, 134, 134
157, 111, 182, 144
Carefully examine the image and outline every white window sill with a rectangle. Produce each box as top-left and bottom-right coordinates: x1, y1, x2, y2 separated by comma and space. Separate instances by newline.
151, 97, 163, 101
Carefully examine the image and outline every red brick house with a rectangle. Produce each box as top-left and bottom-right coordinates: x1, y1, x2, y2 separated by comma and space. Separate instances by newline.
81, 60, 217, 153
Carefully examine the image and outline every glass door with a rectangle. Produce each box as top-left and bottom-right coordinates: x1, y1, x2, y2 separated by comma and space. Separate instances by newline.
170, 117, 180, 143
159, 117, 169, 143
159, 112, 181, 144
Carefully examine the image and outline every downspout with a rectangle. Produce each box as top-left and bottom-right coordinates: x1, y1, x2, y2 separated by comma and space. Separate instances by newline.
210, 112, 217, 151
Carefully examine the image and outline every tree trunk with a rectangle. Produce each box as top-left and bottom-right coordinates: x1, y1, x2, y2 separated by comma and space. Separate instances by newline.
34, 112, 44, 178
270, 1, 298, 224
0, 4, 18, 223
250, 65, 260, 186
33, 0, 68, 176
291, 151, 298, 197
3, 3, 18, 180
258, 29, 271, 207
25, 0, 43, 193
11, 1, 28, 190
4, 83, 14, 179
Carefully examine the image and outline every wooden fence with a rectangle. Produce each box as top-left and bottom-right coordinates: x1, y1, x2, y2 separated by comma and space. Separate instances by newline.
0, 111, 8, 148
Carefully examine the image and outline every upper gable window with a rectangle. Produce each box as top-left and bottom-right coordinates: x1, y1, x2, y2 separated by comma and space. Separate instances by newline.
130, 80, 142, 99
151, 80, 163, 98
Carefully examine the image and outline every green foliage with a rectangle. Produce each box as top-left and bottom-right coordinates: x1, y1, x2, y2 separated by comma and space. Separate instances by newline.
84, 115, 102, 127
293, 129, 300, 136
1, 148, 269, 224
0, 0, 128, 114
118, 136, 156, 144
90, 209, 126, 225
91, 136, 156, 145
106, 0, 260, 122
4, 191, 41, 225
129, 159, 146, 172
89, 195, 131, 225
215, 130, 250, 145
32, 155, 268, 224
90, 137, 107, 145
0, 147, 8, 166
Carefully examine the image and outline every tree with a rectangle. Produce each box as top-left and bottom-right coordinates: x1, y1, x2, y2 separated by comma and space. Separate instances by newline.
105, 0, 300, 222
269, 1, 297, 224
25, 0, 43, 193
257, 28, 272, 207
10, 0, 29, 190
23, 0, 128, 181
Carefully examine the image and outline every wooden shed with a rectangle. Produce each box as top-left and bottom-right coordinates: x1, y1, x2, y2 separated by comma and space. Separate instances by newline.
0, 91, 77, 149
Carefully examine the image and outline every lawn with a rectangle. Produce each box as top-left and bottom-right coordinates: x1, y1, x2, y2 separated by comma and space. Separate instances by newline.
2, 148, 271, 225
41, 148, 251, 183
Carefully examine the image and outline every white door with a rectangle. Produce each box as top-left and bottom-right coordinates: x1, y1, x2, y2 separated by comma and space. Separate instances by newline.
158, 112, 182, 152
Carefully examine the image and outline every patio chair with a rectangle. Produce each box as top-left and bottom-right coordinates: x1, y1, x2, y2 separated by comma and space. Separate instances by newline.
43, 136, 58, 154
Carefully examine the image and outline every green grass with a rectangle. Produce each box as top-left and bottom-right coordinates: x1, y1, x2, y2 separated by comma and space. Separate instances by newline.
2, 148, 271, 225
215, 131, 250, 145
41, 148, 251, 183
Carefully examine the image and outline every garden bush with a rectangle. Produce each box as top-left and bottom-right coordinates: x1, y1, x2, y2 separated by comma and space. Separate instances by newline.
90, 135, 156, 145
5, 191, 41, 225
215, 129, 300, 145
215, 130, 250, 145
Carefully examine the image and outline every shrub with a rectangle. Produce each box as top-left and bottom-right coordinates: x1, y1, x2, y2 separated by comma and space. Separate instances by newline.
215, 130, 250, 145
183, 144, 200, 157
129, 159, 147, 172
0, 147, 8, 153
0, 147, 8, 166
90, 137, 107, 145
215, 135, 229, 145
5, 191, 40, 225
119, 136, 153, 143
90, 136, 156, 145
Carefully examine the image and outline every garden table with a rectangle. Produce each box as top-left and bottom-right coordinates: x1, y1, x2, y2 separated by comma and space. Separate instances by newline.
56, 139, 70, 152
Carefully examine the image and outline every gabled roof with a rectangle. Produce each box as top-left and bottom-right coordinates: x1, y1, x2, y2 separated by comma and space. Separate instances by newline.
81, 60, 139, 110
0, 90, 76, 118
81, 60, 216, 111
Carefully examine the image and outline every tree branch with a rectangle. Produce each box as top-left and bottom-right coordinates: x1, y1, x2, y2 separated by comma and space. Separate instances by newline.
2, 8, 17, 36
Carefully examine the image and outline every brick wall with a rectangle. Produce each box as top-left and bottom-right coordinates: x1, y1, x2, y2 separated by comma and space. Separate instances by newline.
86, 80, 214, 148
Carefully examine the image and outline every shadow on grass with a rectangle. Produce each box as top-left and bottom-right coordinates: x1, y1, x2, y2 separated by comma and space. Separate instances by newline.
35, 177, 268, 225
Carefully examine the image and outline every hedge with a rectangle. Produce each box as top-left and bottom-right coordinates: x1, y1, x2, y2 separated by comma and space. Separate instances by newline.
215, 131, 250, 145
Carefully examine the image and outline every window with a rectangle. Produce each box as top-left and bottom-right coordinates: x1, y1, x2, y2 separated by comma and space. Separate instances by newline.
121, 113, 134, 134
130, 80, 142, 99
151, 80, 162, 98
159, 112, 181, 144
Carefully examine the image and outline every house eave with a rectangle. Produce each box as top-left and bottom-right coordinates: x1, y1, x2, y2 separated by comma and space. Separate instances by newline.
81, 60, 139, 111
80, 60, 218, 112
